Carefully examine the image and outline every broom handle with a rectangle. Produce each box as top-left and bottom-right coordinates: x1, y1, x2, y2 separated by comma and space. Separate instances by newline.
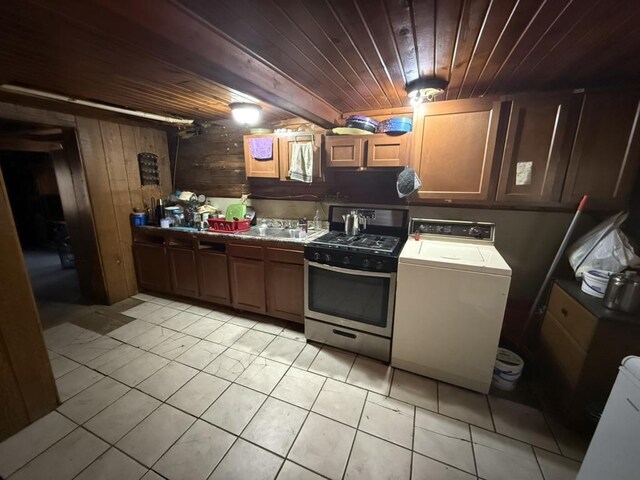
527, 195, 589, 321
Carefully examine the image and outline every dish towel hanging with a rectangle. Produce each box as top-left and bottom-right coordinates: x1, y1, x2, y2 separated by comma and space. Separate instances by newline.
289, 142, 314, 183
248, 137, 273, 160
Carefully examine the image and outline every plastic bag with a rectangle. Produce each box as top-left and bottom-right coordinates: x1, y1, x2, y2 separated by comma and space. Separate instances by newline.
567, 212, 640, 279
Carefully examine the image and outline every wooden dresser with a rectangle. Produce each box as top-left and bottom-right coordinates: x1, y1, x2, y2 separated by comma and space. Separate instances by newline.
537, 279, 640, 431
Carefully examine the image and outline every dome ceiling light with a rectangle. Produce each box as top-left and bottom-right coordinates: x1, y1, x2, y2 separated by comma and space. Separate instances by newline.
406, 77, 449, 106
229, 102, 262, 126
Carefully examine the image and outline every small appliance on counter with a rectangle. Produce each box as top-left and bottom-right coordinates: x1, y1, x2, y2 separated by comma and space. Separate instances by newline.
604, 271, 640, 314
303, 205, 409, 362
393, 219, 512, 394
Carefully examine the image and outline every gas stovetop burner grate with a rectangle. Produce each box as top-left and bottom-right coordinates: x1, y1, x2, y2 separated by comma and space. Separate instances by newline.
310, 231, 401, 254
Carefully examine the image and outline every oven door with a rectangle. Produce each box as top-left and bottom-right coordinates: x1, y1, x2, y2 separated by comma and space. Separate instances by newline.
304, 260, 396, 337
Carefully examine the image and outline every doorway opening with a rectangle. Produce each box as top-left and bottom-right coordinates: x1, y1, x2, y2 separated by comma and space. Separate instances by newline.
0, 120, 106, 329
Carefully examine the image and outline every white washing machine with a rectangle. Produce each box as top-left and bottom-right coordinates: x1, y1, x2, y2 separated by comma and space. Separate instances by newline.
392, 219, 511, 394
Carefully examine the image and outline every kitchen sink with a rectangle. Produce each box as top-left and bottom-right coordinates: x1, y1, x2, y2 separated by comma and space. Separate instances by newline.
239, 226, 305, 239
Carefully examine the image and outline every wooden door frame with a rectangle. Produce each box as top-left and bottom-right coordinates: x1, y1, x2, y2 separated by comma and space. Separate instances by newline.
51, 128, 108, 303
0, 118, 108, 304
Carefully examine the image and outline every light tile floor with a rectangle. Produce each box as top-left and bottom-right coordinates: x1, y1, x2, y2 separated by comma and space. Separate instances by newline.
0, 293, 586, 480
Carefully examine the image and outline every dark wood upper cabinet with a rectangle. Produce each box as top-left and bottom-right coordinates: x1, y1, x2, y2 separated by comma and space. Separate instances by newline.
278, 133, 324, 182
326, 136, 364, 168
265, 246, 304, 323
197, 246, 231, 306
326, 134, 408, 168
132, 242, 171, 293
412, 98, 504, 202
366, 134, 410, 168
243, 134, 280, 178
496, 93, 580, 205
562, 92, 640, 209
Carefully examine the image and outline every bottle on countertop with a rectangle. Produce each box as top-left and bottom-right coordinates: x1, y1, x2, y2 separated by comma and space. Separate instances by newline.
155, 198, 164, 225
314, 209, 321, 230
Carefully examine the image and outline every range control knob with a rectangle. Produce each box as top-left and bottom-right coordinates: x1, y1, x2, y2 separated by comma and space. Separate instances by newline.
375, 261, 383, 270
343, 256, 351, 265
362, 258, 370, 268
323, 253, 331, 262
469, 226, 482, 238
313, 251, 321, 261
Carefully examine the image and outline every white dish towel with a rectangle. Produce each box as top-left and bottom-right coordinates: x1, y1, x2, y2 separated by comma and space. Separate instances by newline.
289, 142, 313, 183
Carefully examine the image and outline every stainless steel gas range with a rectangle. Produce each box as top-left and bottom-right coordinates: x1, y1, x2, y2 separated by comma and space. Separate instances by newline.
304, 206, 408, 361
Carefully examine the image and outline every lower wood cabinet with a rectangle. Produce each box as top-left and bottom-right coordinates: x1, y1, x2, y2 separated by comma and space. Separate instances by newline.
167, 247, 199, 298
132, 228, 305, 323
197, 249, 231, 305
132, 242, 171, 293
265, 246, 304, 323
537, 280, 640, 431
228, 256, 266, 314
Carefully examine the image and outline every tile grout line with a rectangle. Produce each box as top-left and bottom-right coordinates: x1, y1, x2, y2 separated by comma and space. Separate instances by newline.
469, 423, 479, 478
339, 390, 370, 480
410, 399, 416, 480
276, 366, 328, 479
532, 444, 548, 480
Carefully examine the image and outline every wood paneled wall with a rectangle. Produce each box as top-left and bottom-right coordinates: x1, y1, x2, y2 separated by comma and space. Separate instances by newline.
0, 101, 172, 304
0, 167, 57, 441
173, 126, 404, 205
76, 117, 172, 303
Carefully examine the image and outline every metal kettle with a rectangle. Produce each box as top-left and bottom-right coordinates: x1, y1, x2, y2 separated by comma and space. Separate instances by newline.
342, 210, 360, 236
603, 271, 640, 314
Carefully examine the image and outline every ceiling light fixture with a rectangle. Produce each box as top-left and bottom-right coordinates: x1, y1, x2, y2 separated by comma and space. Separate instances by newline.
0, 84, 195, 125
229, 102, 262, 126
406, 77, 449, 106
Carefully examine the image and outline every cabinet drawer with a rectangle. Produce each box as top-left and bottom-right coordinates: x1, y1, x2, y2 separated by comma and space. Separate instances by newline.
547, 285, 597, 351
265, 247, 303, 265
227, 243, 264, 260
541, 311, 586, 388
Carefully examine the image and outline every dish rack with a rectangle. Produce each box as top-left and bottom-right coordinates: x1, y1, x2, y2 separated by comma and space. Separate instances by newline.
207, 218, 251, 233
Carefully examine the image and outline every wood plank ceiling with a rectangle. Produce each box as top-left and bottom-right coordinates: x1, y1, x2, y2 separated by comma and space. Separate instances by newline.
0, 0, 639, 126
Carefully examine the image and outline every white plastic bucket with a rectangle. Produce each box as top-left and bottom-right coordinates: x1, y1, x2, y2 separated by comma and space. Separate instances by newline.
581, 269, 612, 298
492, 348, 524, 391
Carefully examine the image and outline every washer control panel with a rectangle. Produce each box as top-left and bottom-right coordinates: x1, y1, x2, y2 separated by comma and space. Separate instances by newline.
410, 219, 494, 241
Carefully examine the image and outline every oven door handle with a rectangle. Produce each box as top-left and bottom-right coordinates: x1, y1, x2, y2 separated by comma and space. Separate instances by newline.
307, 260, 392, 278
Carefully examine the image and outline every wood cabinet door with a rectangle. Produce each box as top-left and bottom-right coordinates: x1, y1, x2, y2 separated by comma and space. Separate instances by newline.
197, 250, 231, 305
325, 136, 364, 168
229, 256, 266, 313
132, 243, 170, 293
366, 134, 410, 168
562, 92, 640, 209
167, 247, 199, 298
412, 98, 504, 201
278, 133, 323, 181
243, 134, 280, 178
496, 94, 580, 205
265, 247, 304, 323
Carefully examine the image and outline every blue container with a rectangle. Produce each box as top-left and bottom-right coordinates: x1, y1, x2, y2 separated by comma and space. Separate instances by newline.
131, 212, 148, 226
377, 117, 413, 134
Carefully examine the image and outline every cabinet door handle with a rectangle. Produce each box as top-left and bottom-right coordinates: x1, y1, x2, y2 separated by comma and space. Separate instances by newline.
333, 329, 357, 339
561, 308, 568, 317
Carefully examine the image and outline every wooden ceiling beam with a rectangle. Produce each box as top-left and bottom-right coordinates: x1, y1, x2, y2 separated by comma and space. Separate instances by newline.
0, 138, 62, 152
28, 0, 340, 128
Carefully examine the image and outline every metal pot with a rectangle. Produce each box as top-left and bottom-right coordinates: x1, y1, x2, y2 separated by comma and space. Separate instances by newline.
342, 210, 360, 236
603, 272, 640, 314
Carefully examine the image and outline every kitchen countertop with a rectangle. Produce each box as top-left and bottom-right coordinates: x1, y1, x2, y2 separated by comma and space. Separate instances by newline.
134, 224, 328, 245
555, 278, 640, 324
